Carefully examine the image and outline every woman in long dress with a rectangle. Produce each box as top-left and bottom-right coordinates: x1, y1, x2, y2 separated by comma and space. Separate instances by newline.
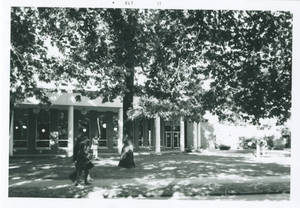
118, 137, 136, 168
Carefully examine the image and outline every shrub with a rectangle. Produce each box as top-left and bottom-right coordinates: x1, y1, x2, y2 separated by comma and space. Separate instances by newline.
273, 138, 286, 150
239, 137, 257, 149
281, 127, 291, 148
265, 136, 274, 149
185, 145, 193, 153
219, 144, 231, 150
273, 145, 285, 150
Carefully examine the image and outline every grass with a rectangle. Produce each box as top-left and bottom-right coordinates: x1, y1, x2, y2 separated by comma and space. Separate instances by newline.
8, 151, 290, 199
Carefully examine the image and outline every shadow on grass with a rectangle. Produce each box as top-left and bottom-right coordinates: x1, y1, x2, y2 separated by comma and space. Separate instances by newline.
9, 153, 290, 181
9, 180, 290, 199
9, 184, 94, 198
9, 153, 290, 198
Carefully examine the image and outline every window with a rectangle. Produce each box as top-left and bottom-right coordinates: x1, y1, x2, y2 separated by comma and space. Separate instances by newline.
112, 114, 118, 147
99, 121, 107, 147
78, 113, 89, 139
163, 120, 180, 149
13, 109, 29, 149
146, 120, 153, 147
138, 120, 144, 146
173, 131, 180, 147
173, 124, 180, 148
95, 115, 108, 148
57, 110, 68, 147
164, 122, 172, 148
36, 110, 50, 149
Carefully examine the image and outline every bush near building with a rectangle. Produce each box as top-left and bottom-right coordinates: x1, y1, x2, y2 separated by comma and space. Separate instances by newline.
281, 127, 291, 149
238, 131, 290, 151
218, 144, 231, 150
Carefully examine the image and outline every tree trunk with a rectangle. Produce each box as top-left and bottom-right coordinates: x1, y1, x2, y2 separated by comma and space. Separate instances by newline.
123, 66, 135, 141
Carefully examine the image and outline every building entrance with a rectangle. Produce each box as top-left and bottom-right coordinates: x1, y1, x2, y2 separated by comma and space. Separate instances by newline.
164, 120, 180, 149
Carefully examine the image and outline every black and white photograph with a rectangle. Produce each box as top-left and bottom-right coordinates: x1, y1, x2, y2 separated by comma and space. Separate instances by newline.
1, 0, 300, 206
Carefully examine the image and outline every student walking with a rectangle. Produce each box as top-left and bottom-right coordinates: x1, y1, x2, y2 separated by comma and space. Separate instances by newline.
70, 137, 94, 186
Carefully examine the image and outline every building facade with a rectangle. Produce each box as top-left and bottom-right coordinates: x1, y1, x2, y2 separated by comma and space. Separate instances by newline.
9, 93, 215, 156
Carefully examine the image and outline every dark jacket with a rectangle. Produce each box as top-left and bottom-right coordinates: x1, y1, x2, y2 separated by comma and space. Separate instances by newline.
74, 139, 93, 169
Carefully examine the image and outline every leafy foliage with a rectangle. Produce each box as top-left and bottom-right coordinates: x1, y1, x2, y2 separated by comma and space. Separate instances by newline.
10, 8, 53, 105
10, 8, 292, 127
197, 11, 292, 124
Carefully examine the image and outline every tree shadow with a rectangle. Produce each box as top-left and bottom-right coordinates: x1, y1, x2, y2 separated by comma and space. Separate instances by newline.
9, 183, 94, 198
9, 157, 75, 184
9, 153, 290, 181
9, 153, 290, 198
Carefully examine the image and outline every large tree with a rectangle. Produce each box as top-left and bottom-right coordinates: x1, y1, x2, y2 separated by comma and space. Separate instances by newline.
10, 8, 292, 139
138, 10, 292, 125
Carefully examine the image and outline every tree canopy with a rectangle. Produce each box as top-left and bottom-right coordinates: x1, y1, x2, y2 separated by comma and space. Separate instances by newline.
10, 7, 292, 133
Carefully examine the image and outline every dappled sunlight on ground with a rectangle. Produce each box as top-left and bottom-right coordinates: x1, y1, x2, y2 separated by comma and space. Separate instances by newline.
9, 152, 290, 181
9, 151, 290, 198
93, 159, 119, 166
9, 165, 21, 169
161, 166, 177, 171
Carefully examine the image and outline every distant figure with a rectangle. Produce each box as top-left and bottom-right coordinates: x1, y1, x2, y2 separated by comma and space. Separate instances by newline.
91, 136, 99, 159
260, 139, 267, 156
118, 137, 136, 168
71, 137, 94, 185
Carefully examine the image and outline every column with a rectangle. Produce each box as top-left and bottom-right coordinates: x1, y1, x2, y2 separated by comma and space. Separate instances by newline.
118, 108, 123, 154
180, 117, 185, 152
197, 122, 201, 149
67, 105, 74, 157
9, 109, 14, 156
193, 122, 198, 150
155, 115, 161, 153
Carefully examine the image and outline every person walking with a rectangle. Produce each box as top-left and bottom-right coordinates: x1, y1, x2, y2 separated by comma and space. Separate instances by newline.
91, 136, 99, 159
73, 138, 94, 185
118, 136, 136, 168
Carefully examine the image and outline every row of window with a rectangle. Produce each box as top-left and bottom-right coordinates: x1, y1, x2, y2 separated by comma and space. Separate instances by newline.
137, 120, 181, 148
13, 109, 69, 149
76, 114, 113, 148
13, 109, 117, 150
13, 108, 182, 150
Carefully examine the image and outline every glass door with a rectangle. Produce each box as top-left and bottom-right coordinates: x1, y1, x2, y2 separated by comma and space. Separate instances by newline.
173, 124, 180, 148
36, 109, 50, 149
164, 122, 172, 148
78, 111, 90, 140
164, 120, 180, 149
